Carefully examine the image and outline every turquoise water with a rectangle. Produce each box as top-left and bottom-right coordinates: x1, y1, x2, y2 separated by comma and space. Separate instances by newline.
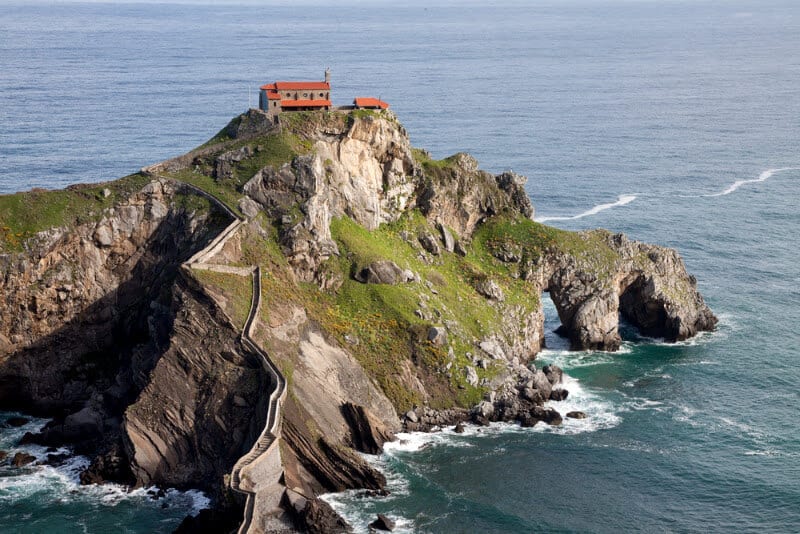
0, 413, 208, 533
2, 1, 800, 532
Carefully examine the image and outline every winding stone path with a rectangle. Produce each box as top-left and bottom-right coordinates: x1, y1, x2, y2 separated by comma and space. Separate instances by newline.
142, 168, 287, 533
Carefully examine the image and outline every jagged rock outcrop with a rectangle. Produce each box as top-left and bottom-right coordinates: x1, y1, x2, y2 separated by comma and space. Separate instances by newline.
544, 231, 717, 350
341, 402, 396, 455
241, 114, 532, 287
0, 179, 267, 506
418, 156, 534, 237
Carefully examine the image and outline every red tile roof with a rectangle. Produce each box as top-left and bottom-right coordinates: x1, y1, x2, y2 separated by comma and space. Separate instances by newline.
280, 99, 332, 108
266, 91, 281, 100
354, 97, 389, 109
275, 81, 330, 91
260, 83, 277, 90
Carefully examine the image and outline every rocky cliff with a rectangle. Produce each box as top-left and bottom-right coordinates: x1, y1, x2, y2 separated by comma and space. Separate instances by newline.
0, 108, 716, 533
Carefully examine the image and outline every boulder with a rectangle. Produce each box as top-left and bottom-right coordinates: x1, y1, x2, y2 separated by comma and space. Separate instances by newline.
530, 406, 563, 426
418, 232, 441, 256
80, 442, 133, 485
479, 338, 506, 360
12, 452, 36, 467
542, 364, 563, 385
427, 326, 447, 346
453, 422, 465, 433
404, 410, 418, 424
93, 225, 113, 247
0, 450, 7, 462
566, 411, 587, 419
237, 196, 261, 219
473, 401, 494, 420
369, 513, 396, 531
549, 389, 569, 401
437, 222, 455, 253
356, 260, 406, 285
520, 416, 539, 428
472, 414, 490, 427
522, 387, 545, 405
531, 370, 553, 401
464, 366, 479, 387
474, 279, 505, 301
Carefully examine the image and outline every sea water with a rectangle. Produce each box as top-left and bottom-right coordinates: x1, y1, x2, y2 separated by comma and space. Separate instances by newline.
2, 1, 799, 532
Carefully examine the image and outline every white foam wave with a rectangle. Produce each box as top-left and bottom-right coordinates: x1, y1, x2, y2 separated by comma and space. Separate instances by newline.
535, 194, 637, 222
324, 371, 627, 532
322, 451, 416, 534
743, 449, 790, 457
541, 374, 622, 434
0, 412, 210, 519
704, 167, 798, 197
538, 345, 630, 370
534, 168, 797, 224
0, 450, 210, 514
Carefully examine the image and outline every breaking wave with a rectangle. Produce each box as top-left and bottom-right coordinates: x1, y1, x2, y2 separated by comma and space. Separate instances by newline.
703, 167, 798, 197
534, 168, 797, 222
535, 194, 637, 222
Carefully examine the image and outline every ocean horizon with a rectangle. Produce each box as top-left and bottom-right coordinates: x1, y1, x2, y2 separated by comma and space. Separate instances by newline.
2, 1, 799, 532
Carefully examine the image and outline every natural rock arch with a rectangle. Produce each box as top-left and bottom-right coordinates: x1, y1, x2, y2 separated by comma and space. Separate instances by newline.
544, 232, 717, 351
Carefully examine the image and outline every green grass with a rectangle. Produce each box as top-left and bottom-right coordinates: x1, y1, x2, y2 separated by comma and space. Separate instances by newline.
159, 110, 622, 412
191, 269, 253, 330
321, 213, 543, 409
0, 173, 151, 251
163, 169, 244, 217
228, 132, 309, 186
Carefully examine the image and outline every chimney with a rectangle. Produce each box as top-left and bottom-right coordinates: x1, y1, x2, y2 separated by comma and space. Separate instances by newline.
324, 68, 331, 84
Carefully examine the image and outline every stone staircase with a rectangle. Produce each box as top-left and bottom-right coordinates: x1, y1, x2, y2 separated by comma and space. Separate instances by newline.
142, 168, 289, 533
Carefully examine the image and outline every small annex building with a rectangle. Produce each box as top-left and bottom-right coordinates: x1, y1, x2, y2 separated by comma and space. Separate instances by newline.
258, 69, 389, 117
353, 97, 389, 110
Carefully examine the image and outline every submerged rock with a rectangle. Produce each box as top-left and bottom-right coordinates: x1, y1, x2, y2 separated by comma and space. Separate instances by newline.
566, 411, 588, 419
369, 513, 396, 531
5, 416, 29, 427
12, 452, 36, 467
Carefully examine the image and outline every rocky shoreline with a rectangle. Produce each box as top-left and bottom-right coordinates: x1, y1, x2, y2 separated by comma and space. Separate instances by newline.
402, 363, 576, 432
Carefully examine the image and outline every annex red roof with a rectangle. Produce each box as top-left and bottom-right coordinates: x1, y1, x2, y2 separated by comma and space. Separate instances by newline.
260, 83, 277, 90
274, 81, 330, 91
266, 92, 281, 100
280, 99, 332, 108
354, 97, 389, 109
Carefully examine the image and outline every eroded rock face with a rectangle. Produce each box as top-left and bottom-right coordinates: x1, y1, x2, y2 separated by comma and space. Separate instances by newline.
417, 155, 534, 237
545, 231, 717, 351
241, 115, 532, 287
0, 180, 224, 414
123, 276, 269, 492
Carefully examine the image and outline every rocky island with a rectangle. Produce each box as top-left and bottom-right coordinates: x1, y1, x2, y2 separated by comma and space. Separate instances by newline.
0, 109, 716, 533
